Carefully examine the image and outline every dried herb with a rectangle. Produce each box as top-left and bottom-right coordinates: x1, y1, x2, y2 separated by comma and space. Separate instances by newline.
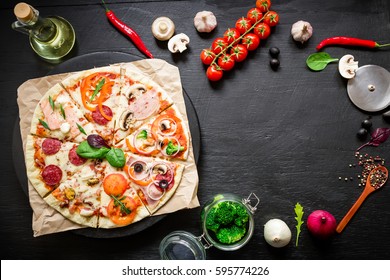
111, 195, 131, 215
356, 128, 390, 151
306, 52, 339, 71
90, 78, 105, 101
38, 119, 50, 130
49, 96, 55, 110
294, 202, 304, 247
77, 123, 87, 135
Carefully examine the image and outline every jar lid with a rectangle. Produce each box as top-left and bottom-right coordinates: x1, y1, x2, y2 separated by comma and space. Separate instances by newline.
14, 3, 34, 22
159, 231, 207, 260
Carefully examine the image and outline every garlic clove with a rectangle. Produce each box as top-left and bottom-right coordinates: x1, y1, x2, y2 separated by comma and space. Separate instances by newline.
338, 54, 359, 79
194, 11, 217, 33
291, 20, 313, 44
264, 218, 292, 248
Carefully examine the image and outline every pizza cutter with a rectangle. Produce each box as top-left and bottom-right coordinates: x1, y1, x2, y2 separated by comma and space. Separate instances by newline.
347, 65, 390, 112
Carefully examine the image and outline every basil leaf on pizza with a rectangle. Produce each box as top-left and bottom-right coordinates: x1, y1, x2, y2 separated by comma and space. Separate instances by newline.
106, 148, 125, 168
76, 140, 110, 159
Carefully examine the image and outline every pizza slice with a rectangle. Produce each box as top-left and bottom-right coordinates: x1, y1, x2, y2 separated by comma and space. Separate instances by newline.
25, 135, 96, 197
61, 66, 123, 145
30, 83, 97, 143
123, 153, 185, 214
43, 162, 105, 228
113, 69, 174, 144
119, 105, 190, 161
98, 165, 149, 228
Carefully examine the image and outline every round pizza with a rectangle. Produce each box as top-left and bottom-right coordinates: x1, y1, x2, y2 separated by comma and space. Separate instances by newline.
25, 65, 189, 229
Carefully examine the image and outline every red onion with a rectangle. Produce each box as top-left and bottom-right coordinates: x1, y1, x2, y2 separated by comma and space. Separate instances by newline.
307, 210, 337, 239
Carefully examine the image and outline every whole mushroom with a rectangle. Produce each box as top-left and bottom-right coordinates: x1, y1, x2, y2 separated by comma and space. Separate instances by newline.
168, 33, 190, 53
151, 17, 175, 41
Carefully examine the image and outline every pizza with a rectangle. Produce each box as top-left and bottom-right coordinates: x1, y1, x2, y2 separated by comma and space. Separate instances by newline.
24, 64, 190, 229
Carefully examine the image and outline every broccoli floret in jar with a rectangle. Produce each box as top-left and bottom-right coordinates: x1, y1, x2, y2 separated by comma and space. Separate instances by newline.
216, 225, 247, 244
233, 203, 249, 227
214, 201, 235, 225
205, 207, 220, 232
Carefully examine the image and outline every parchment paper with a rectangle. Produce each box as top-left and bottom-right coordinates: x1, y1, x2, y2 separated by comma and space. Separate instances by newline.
17, 58, 199, 237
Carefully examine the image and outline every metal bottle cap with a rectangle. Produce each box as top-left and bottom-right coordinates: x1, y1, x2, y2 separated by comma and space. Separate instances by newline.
347, 65, 390, 112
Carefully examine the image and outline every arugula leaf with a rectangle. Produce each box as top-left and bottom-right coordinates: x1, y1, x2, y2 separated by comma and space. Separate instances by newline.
60, 104, 66, 119
77, 123, 87, 135
294, 202, 304, 247
90, 78, 105, 101
111, 195, 131, 215
49, 96, 55, 111
38, 119, 50, 130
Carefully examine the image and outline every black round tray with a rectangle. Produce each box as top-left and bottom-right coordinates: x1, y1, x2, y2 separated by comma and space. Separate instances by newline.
12, 51, 201, 238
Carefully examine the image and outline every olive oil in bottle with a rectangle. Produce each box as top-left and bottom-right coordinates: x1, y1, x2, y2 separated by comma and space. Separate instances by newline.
12, 2, 76, 61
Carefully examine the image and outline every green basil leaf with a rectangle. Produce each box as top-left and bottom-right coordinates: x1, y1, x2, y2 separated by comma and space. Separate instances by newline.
306, 52, 339, 71
90, 78, 105, 101
49, 96, 55, 111
39, 119, 50, 130
76, 141, 110, 159
106, 148, 125, 168
77, 123, 87, 135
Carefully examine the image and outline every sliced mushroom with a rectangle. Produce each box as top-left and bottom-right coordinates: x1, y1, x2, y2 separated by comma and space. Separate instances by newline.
123, 83, 147, 99
152, 163, 168, 175
87, 178, 100, 186
160, 119, 171, 131
168, 33, 190, 53
119, 110, 135, 131
338, 54, 359, 79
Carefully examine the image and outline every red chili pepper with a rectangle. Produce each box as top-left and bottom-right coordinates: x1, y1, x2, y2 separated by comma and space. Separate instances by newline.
316, 36, 390, 51
102, 0, 153, 58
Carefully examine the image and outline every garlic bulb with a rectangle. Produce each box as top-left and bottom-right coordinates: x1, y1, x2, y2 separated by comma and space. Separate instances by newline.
264, 218, 292, 248
291, 20, 313, 44
194, 11, 217, 33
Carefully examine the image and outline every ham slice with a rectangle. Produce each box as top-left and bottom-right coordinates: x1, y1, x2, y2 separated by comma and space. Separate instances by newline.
40, 99, 61, 130
129, 89, 159, 120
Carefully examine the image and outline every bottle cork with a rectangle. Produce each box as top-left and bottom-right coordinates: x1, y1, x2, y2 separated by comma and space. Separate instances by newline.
14, 2, 34, 22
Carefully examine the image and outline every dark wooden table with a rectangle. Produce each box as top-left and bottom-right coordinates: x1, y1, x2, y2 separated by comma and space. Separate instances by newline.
1, 0, 389, 260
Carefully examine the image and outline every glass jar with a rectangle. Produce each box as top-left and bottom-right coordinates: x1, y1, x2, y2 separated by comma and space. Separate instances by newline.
159, 193, 259, 260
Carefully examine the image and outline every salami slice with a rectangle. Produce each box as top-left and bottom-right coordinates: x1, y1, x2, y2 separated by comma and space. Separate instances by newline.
42, 138, 61, 155
42, 164, 62, 186
68, 146, 87, 166
92, 105, 113, 125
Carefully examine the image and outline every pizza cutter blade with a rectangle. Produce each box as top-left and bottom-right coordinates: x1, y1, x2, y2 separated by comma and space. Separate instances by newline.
347, 65, 390, 112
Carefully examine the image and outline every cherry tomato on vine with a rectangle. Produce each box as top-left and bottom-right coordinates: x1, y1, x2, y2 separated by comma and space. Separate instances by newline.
229, 44, 248, 62
235, 17, 252, 35
223, 28, 241, 45
200, 48, 216, 65
256, 0, 271, 13
247, 7, 263, 24
206, 64, 223, 81
242, 33, 260, 51
263, 11, 279, 27
218, 55, 235, 71
211, 37, 228, 55
253, 22, 271, 40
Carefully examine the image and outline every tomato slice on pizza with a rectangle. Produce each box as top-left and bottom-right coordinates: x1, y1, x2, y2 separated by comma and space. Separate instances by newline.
61, 66, 123, 145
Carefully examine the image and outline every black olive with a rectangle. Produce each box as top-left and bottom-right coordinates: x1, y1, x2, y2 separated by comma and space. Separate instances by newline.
361, 118, 372, 129
159, 179, 169, 189
269, 47, 280, 58
357, 128, 368, 140
270, 58, 280, 70
134, 163, 143, 173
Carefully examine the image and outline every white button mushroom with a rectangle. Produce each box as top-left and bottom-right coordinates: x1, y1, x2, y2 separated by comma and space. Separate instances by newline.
194, 11, 217, 33
338, 54, 359, 79
151, 17, 175, 41
167, 33, 190, 53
